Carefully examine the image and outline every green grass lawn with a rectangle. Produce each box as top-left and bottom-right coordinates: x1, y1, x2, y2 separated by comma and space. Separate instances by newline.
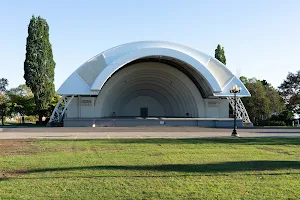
0, 138, 299, 199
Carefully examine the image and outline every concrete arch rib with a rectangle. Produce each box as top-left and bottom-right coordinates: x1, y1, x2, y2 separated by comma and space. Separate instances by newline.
91, 48, 222, 94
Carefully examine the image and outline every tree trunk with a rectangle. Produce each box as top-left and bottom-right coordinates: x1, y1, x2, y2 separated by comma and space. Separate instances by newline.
22, 116, 25, 124
252, 117, 256, 126
1, 116, 4, 125
38, 111, 43, 125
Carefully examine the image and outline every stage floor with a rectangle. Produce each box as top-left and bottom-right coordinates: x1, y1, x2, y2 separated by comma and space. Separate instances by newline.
65, 117, 236, 120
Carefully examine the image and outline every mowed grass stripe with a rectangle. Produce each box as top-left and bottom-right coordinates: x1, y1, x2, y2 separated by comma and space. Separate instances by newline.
0, 138, 299, 199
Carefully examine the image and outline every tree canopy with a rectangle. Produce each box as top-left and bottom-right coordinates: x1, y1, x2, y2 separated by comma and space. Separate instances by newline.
240, 76, 285, 124
8, 85, 36, 120
215, 44, 226, 65
0, 78, 10, 125
261, 80, 285, 114
279, 71, 300, 114
0, 78, 8, 93
24, 15, 56, 123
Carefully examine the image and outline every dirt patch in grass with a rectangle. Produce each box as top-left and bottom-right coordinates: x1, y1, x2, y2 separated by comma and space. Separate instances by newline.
88, 146, 131, 152
0, 139, 36, 155
0, 139, 136, 156
150, 152, 164, 156
0, 169, 28, 180
257, 147, 295, 156
40, 146, 84, 153
0, 139, 85, 155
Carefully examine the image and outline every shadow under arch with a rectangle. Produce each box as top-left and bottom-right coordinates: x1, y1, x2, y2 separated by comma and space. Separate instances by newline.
121, 56, 213, 97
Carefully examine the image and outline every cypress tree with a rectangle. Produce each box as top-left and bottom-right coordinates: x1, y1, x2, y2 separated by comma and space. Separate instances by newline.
215, 44, 227, 65
24, 15, 55, 124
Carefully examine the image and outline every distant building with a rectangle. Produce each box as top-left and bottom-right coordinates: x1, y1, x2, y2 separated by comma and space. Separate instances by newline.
50, 41, 250, 127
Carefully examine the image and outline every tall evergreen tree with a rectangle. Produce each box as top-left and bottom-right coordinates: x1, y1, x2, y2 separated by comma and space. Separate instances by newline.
215, 44, 226, 65
24, 15, 55, 124
0, 78, 8, 93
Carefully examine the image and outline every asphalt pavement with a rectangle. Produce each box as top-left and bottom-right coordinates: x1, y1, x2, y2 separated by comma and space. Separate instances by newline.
0, 127, 300, 139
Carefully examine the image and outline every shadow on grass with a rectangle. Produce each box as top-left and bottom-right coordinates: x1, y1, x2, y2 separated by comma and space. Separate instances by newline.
24, 161, 300, 174
2, 161, 299, 181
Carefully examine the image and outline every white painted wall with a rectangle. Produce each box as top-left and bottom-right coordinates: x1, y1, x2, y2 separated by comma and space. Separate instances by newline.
218, 98, 229, 118
67, 96, 229, 119
67, 97, 230, 119
122, 96, 165, 116
66, 97, 78, 118
204, 98, 229, 118
204, 99, 219, 118
80, 97, 94, 118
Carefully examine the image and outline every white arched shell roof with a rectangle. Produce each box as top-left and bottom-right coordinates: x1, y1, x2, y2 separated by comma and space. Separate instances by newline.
57, 41, 250, 97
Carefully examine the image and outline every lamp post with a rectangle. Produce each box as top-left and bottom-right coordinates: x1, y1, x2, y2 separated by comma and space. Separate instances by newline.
230, 84, 242, 137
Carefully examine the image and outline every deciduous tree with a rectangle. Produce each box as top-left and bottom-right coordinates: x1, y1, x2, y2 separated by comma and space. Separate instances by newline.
242, 79, 271, 124
261, 80, 285, 114
8, 84, 36, 123
279, 71, 300, 114
241, 77, 285, 124
0, 78, 10, 125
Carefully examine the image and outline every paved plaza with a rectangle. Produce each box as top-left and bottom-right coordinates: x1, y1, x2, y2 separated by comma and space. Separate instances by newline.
0, 127, 300, 139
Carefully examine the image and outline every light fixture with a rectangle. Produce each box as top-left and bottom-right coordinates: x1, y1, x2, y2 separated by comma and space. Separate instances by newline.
229, 84, 241, 137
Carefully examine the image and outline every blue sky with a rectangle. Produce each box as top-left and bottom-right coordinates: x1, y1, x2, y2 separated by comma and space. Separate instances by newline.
0, 0, 299, 89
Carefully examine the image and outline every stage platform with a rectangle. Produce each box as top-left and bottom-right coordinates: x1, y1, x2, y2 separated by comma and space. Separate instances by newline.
63, 117, 243, 128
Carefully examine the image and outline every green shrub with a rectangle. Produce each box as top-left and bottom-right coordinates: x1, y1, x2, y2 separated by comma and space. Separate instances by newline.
258, 120, 286, 126
24, 115, 38, 122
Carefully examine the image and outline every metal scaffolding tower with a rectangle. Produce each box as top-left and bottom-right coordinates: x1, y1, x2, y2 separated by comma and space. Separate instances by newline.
227, 97, 251, 123
47, 95, 74, 126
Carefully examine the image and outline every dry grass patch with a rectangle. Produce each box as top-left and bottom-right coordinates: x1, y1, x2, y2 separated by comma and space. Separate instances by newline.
0, 139, 36, 155
0, 139, 85, 155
